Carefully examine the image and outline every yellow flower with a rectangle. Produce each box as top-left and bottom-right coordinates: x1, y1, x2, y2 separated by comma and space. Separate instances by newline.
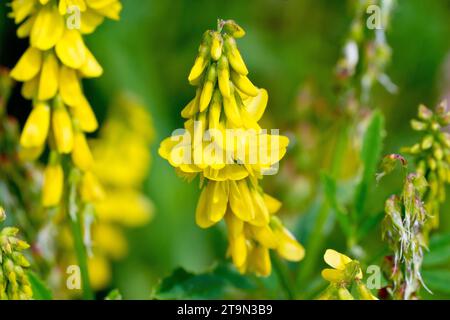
321, 249, 363, 283
52, 104, 74, 154
19, 102, 50, 148
159, 20, 302, 276
82, 95, 154, 289
80, 171, 104, 202
8, 0, 121, 184
319, 249, 378, 300
42, 160, 64, 207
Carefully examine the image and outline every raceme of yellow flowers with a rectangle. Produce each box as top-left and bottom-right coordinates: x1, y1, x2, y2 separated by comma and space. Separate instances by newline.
317, 249, 378, 300
8, 0, 122, 207
159, 20, 304, 276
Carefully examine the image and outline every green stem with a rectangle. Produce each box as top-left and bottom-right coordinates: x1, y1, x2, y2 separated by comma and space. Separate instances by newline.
296, 122, 349, 292
272, 255, 295, 300
68, 170, 93, 300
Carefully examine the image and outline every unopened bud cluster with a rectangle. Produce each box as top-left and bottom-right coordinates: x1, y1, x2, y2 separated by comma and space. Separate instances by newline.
1, 208, 33, 300
401, 101, 450, 232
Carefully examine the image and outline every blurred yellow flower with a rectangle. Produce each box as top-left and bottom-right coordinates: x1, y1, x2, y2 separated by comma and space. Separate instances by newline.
86, 95, 154, 290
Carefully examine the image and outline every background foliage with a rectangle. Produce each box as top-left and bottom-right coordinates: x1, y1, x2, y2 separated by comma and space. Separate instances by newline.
1, 0, 450, 299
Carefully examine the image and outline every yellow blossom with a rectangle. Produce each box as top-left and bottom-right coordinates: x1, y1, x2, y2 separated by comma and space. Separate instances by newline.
159, 20, 303, 276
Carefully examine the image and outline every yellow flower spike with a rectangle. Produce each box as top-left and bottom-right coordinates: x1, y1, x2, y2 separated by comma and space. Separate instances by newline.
224, 34, 248, 75
337, 287, 355, 300
18, 145, 45, 162
10, 47, 42, 81
20, 102, 50, 148
199, 64, 217, 112
356, 282, 378, 300
52, 104, 74, 154
72, 131, 94, 171
38, 52, 59, 100
55, 29, 88, 69
30, 4, 64, 50
210, 31, 222, 61
217, 55, 231, 98
230, 70, 259, 97
89, 0, 123, 20
42, 159, 64, 207
59, 65, 85, 107
80, 171, 104, 202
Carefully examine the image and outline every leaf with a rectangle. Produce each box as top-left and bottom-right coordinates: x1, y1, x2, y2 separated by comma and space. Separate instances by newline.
423, 232, 450, 267
27, 271, 53, 300
354, 110, 385, 220
356, 211, 385, 241
422, 270, 450, 294
321, 173, 351, 236
152, 264, 256, 299
105, 289, 122, 300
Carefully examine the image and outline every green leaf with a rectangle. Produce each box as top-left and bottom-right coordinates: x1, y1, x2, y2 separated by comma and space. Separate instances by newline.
321, 173, 351, 236
353, 110, 385, 220
105, 289, 123, 300
422, 270, 450, 294
423, 232, 450, 267
152, 264, 256, 299
27, 271, 53, 300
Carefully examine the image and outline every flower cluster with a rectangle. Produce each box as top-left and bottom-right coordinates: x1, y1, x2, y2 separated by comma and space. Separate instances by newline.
9, 0, 122, 207
401, 101, 450, 234
379, 155, 429, 299
159, 20, 304, 276
87, 95, 154, 289
317, 249, 377, 300
0, 207, 33, 300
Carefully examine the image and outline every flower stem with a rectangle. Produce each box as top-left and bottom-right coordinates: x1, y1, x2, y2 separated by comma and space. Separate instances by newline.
272, 255, 295, 300
68, 170, 93, 300
296, 122, 349, 291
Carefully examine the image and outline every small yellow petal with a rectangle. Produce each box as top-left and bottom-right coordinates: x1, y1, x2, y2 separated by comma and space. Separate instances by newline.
59, 66, 84, 107
20, 102, 50, 148
72, 131, 93, 171
55, 29, 87, 69
30, 5, 64, 50
71, 97, 99, 132
275, 227, 305, 261
38, 53, 59, 100
42, 162, 64, 207
321, 268, 347, 283
79, 47, 103, 78
324, 249, 353, 270
10, 47, 42, 81
52, 106, 74, 154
